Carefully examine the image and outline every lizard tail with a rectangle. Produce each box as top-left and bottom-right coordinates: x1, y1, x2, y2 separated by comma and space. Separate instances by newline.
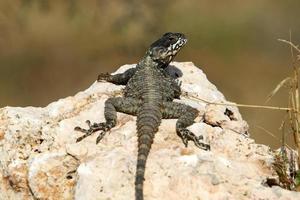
135, 102, 162, 200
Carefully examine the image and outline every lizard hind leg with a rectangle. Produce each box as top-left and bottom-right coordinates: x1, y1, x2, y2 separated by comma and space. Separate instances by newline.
74, 97, 140, 144
162, 102, 210, 151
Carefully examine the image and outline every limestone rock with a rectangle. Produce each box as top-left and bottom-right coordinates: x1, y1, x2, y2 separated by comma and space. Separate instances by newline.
0, 62, 299, 200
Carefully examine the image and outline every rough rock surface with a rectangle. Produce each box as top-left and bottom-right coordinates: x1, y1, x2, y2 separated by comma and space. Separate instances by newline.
0, 62, 299, 200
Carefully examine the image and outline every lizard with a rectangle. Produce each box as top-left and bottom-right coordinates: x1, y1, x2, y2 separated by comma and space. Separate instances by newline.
74, 32, 210, 200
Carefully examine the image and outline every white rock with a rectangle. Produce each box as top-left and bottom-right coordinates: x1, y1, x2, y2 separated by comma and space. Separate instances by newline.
0, 62, 299, 200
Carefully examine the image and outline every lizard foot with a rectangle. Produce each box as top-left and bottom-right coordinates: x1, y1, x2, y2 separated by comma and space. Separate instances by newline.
97, 73, 110, 82
74, 120, 107, 143
177, 128, 210, 151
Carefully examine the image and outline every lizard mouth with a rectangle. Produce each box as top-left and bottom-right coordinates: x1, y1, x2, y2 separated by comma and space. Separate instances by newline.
171, 37, 187, 53
179, 38, 188, 47
178, 33, 187, 44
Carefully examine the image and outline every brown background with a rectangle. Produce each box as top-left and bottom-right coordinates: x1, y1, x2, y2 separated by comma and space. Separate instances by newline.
1, 0, 300, 148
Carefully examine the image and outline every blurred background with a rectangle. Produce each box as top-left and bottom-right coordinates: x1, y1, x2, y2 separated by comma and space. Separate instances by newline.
1, 0, 300, 148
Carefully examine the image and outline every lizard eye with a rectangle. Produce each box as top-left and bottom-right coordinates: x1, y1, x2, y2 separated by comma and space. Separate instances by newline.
168, 37, 176, 42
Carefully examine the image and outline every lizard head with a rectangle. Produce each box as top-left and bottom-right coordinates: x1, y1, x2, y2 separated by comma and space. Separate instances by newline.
149, 32, 187, 66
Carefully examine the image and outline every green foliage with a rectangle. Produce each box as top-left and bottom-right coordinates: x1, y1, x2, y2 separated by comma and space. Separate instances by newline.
296, 170, 300, 186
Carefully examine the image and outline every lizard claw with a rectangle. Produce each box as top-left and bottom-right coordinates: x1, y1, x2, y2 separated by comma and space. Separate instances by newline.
74, 126, 89, 133
75, 127, 94, 142
74, 121, 106, 142
97, 73, 111, 82
85, 120, 91, 127
193, 137, 210, 151
76, 134, 87, 143
96, 131, 106, 144
177, 128, 210, 151
176, 80, 182, 87
74, 120, 113, 143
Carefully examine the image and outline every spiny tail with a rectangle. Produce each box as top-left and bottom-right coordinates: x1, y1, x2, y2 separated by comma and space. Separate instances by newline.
135, 102, 162, 200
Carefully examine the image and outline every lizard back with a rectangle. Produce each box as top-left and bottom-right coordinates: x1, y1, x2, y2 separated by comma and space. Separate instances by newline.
126, 33, 188, 200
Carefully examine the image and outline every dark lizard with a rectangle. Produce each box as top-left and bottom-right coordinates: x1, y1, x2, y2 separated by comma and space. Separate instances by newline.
74, 32, 210, 200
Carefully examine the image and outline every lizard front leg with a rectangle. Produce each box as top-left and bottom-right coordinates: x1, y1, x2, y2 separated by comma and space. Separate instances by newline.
172, 79, 182, 99
75, 97, 140, 143
98, 68, 137, 85
162, 101, 210, 150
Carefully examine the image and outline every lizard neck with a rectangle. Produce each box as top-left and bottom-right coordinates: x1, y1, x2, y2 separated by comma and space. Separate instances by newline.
136, 53, 169, 71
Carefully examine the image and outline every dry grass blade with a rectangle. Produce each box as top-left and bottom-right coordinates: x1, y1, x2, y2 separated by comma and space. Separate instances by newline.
256, 125, 293, 149
256, 125, 280, 143
278, 39, 300, 54
265, 77, 292, 103
278, 36, 300, 184
183, 92, 295, 112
